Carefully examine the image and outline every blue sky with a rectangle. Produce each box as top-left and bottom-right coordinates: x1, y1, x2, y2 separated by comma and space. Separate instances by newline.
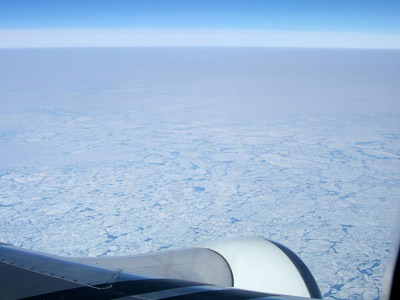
1, 0, 400, 48
2, 0, 400, 33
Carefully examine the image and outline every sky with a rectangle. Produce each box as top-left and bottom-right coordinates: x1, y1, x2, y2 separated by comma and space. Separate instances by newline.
1, 0, 400, 48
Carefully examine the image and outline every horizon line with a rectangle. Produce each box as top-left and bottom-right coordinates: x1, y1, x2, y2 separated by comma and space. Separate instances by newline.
1, 28, 400, 50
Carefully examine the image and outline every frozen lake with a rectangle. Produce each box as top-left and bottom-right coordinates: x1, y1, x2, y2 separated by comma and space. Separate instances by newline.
0, 48, 399, 299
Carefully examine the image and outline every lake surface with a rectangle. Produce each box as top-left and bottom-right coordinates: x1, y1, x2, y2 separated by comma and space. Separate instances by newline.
1, 48, 399, 299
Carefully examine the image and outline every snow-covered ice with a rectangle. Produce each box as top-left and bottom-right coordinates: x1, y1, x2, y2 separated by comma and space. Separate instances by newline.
0, 48, 399, 299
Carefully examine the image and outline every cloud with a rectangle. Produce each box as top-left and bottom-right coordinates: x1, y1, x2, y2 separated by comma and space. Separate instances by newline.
1, 28, 400, 49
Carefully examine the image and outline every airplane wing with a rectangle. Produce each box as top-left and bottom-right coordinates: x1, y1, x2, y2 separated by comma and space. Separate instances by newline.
0, 238, 322, 300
